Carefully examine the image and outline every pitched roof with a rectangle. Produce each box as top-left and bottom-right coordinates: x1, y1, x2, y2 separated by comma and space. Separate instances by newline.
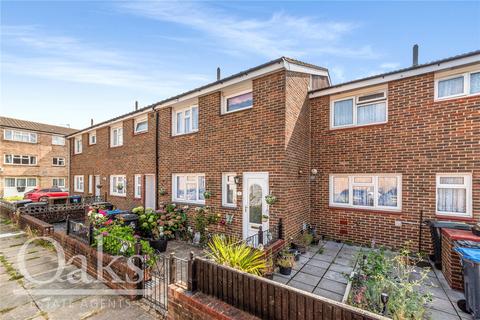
67, 56, 327, 137
310, 49, 480, 95
0, 116, 77, 135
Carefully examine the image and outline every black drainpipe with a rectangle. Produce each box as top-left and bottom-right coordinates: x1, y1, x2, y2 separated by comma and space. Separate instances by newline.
154, 109, 159, 209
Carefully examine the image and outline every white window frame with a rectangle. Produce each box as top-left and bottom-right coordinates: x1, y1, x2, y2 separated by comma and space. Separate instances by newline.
172, 105, 199, 136
134, 116, 148, 134
329, 174, 402, 212
3, 129, 37, 143
134, 174, 142, 199
330, 91, 388, 129
88, 175, 93, 194
74, 136, 82, 154
110, 175, 126, 197
172, 173, 205, 204
52, 178, 66, 188
89, 131, 96, 145
222, 173, 237, 207
110, 124, 123, 147
435, 173, 472, 218
74, 175, 84, 192
221, 90, 253, 114
52, 135, 65, 146
4, 154, 37, 166
52, 157, 65, 166
435, 70, 480, 101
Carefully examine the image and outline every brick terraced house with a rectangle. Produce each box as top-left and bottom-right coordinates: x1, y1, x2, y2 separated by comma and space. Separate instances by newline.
0, 116, 77, 198
68, 50, 479, 249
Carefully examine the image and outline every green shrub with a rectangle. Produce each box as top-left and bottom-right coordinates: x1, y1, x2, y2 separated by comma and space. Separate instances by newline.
206, 235, 266, 276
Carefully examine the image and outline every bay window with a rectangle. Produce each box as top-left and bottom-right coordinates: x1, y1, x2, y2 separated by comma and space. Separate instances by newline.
436, 173, 472, 217
172, 173, 205, 204
173, 105, 198, 136
330, 174, 401, 211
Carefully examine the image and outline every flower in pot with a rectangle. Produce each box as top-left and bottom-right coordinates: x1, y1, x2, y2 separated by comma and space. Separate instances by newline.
203, 191, 212, 199
291, 232, 313, 254
116, 183, 124, 190
150, 226, 168, 252
265, 194, 277, 205
277, 250, 295, 275
262, 214, 269, 222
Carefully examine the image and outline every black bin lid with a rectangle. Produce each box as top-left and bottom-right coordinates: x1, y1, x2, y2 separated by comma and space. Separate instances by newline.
116, 213, 138, 221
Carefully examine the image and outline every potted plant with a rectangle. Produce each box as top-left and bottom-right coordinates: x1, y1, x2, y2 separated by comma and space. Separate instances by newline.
159, 188, 167, 196
277, 250, 295, 275
203, 191, 212, 199
150, 226, 168, 252
116, 183, 124, 191
291, 232, 313, 254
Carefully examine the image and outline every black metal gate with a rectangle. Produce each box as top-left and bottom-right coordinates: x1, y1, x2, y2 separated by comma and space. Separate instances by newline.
143, 254, 169, 312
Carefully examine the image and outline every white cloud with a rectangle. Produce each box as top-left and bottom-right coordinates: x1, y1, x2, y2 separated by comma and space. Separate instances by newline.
380, 62, 401, 69
119, 1, 377, 59
1, 25, 209, 93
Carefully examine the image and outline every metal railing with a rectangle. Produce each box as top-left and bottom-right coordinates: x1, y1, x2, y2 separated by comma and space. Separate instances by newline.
66, 217, 93, 245
236, 218, 284, 249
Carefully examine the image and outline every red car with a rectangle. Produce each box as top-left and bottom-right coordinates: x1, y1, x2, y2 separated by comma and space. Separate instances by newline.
24, 188, 69, 202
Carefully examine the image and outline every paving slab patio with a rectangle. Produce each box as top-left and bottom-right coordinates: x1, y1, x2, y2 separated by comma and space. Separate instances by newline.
272, 240, 474, 319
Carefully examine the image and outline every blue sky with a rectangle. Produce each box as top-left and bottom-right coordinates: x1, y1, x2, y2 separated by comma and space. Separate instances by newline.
1, 1, 479, 129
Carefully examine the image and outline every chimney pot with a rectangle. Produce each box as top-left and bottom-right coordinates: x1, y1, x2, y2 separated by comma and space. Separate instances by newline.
135, 100, 138, 111
217, 67, 221, 81
90, 119, 94, 126
412, 44, 419, 67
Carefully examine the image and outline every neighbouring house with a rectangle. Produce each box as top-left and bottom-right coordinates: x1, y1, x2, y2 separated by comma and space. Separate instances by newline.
0, 116, 77, 198
67, 50, 479, 250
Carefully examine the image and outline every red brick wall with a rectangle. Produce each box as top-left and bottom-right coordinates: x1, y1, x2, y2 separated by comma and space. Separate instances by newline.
310, 72, 480, 251
69, 112, 156, 210
442, 233, 464, 290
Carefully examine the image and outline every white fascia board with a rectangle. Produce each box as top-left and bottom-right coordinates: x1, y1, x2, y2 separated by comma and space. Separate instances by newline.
310, 53, 480, 98
67, 109, 152, 138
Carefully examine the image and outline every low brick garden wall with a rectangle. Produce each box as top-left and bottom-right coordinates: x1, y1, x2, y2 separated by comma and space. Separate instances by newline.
441, 231, 464, 290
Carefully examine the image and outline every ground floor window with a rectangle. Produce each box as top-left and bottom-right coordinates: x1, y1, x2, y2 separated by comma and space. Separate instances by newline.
329, 174, 402, 211
134, 174, 142, 198
88, 175, 93, 194
74, 175, 84, 192
172, 173, 205, 204
436, 173, 472, 217
4, 177, 37, 188
222, 173, 237, 207
52, 178, 66, 188
110, 175, 126, 197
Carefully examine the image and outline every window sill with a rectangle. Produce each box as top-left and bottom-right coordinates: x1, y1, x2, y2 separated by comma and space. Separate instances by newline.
434, 92, 480, 102
171, 131, 198, 138
435, 213, 473, 221
221, 106, 253, 116
172, 200, 205, 206
221, 205, 238, 210
329, 121, 388, 131
109, 194, 126, 198
329, 205, 402, 215
110, 145, 123, 149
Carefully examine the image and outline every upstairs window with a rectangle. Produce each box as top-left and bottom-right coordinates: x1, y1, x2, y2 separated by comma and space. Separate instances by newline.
52, 157, 65, 166
4, 129, 37, 143
222, 91, 253, 114
331, 91, 387, 129
173, 105, 198, 136
74, 136, 82, 154
110, 125, 123, 147
89, 131, 96, 145
134, 116, 148, 133
52, 135, 65, 145
435, 70, 480, 100
436, 173, 472, 217
4, 154, 37, 165
330, 174, 401, 211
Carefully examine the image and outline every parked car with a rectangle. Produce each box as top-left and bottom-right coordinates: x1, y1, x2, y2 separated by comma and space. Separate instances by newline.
24, 188, 69, 202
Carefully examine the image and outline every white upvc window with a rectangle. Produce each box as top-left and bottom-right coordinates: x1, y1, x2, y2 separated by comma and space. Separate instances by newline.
52, 157, 65, 166
134, 174, 142, 198
134, 116, 148, 134
222, 173, 237, 207
222, 90, 253, 114
74, 175, 84, 192
89, 131, 96, 145
3, 129, 37, 143
74, 136, 82, 154
172, 173, 205, 204
329, 174, 402, 211
5, 177, 37, 188
172, 105, 198, 136
88, 175, 93, 194
435, 71, 480, 100
331, 91, 387, 129
110, 175, 126, 197
52, 178, 66, 188
436, 173, 472, 218
4, 154, 37, 165
52, 135, 65, 145
110, 124, 123, 147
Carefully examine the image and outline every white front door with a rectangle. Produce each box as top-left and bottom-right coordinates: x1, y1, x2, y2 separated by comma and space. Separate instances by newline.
94, 175, 101, 197
145, 174, 156, 210
243, 172, 269, 241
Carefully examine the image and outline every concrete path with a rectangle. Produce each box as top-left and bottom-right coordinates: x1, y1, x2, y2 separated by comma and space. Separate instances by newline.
0, 216, 159, 320
272, 240, 473, 320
